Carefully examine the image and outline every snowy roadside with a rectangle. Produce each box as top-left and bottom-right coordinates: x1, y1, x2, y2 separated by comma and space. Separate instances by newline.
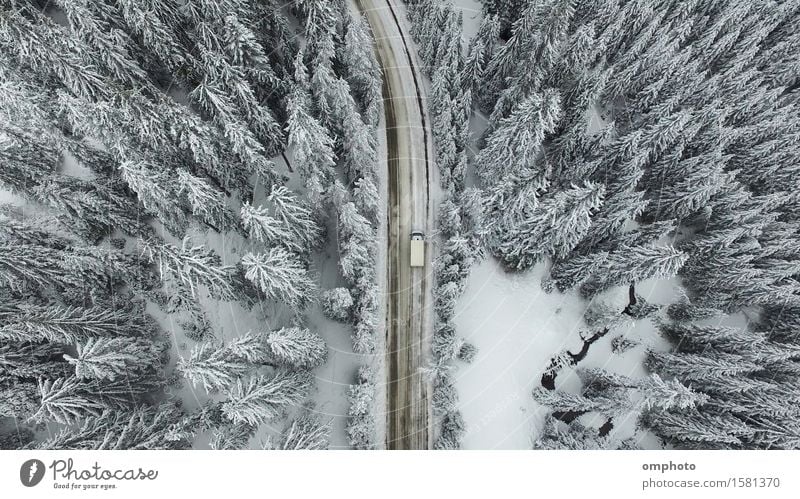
451, 253, 747, 449
371, 71, 389, 448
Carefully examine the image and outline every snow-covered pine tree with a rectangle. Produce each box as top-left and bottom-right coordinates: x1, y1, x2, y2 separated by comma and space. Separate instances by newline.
119, 161, 189, 235
341, 14, 382, 127
338, 85, 378, 184
476, 89, 562, 184
177, 331, 274, 394
33, 174, 145, 240
34, 403, 192, 450
460, 14, 500, 96
435, 410, 466, 450
0, 243, 81, 292
241, 248, 315, 312
488, 0, 576, 128
64, 337, 161, 382
263, 327, 327, 369
646, 350, 762, 383
178, 340, 247, 393
266, 185, 323, 253
286, 51, 337, 205
176, 170, 238, 233
1, 6, 110, 101
0, 302, 150, 345
493, 182, 605, 269
643, 409, 752, 448
579, 243, 688, 297
321, 288, 354, 322
115, 0, 189, 75
240, 201, 293, 247
265, 414, 331, 450
478, 0, 545, 111
353, 176, 380, 219
209, 423, 255, 451
30, 376, 106, 425
533, 415, 613, 450
221, 371, 312, 426
346, 365, 376, 449
139, 237, 237, 301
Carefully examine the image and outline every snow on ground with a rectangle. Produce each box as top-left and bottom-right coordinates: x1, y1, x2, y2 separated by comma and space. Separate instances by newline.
165, 155, 372, 448
131, 149, 371, 448
61, 150, 95, 179
0, 189, 21, 205
555, 277, 683, 448
452, 257, 690, 449
451, 0, 484, 45
4, 6, 379, 449
370, 67, 389, 446
452, 258, 590, 449
307, 235, 369, 449
161, 223, 365, 448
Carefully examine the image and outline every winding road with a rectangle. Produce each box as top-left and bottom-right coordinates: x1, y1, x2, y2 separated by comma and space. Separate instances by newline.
356, 0, 434, 449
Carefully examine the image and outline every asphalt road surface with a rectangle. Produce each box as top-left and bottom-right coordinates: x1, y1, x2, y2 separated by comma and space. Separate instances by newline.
356, 0, 433, 450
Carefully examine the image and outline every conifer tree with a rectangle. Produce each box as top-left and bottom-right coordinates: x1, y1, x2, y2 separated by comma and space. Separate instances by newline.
353, 177, 380, 221
321, 288, 354, 322
286, 52, 336, 204
209, 422, 255, 450
31, 377, 106, 425
52, 0, 155, 92
35, 404, 192, 450
266, 414, 331, 450
240, 201, 293, 247
534, 415, 614, 450
264, 327, 327, 369
1, 6, 110, 101
119, 161, 189, 235
221, 371, 312, 426
241, 249, 315, 312
177, 349, 234, 396
476, 89, 562, 184
0, 243, 78, 292
644, 409, 753, 448
341, 15, 382, 126
139, 237, 236, 301
646, 350, 762, 383
266, 186, 323, 253
177, 336, 267, 394
176, 170, 237, 232
64, 338, 160, 382
493, 182, 605, 269
346, 365, 376, 449
115, 0, 191, 75
580, 244, 688, 297
0, 303, 150, 345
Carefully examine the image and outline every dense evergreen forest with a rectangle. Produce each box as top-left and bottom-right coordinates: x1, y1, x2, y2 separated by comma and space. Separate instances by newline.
3, 0, 800, 451
407, 0, 800, 449
0, 0, 382, 450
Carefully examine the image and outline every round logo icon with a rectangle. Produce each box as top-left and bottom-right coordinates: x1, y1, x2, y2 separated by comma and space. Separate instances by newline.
20, 459, 46, 487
